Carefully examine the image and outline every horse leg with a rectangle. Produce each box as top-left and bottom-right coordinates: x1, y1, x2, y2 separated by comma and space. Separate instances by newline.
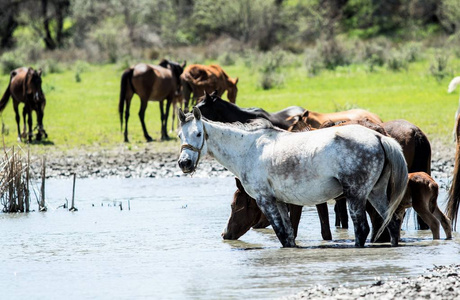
124, 96, 132, 143
256, 197, 296, 247
366, 202, 391, 243
346, 197, 370, 247
162, 98, 172, 140
315, 202, 332, 240
413, 198, 441, 239
288, 204, 303, 239
13, 102, 21, 142
36, 106, 46, 140
367, 190, 401, 247
335, 195, 348, 229
432, 206, 453, 240
26, 107, 33, 142
138, 99, 153, 142
21, 105, 27, 139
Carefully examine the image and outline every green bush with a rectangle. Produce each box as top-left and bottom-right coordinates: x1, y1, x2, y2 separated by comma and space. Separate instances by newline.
429, 52, 452, 82
0, 51, 25, 75
386, 50, 409, 72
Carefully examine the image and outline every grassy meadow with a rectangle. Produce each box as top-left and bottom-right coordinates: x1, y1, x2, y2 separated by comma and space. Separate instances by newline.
0, 55, 459, 155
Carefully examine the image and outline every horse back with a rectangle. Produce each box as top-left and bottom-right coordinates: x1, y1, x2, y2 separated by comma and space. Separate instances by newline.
9, 67, 29, 100
132, 63, 176, 101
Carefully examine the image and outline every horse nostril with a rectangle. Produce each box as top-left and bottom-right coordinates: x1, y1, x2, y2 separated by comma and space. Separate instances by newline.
179, 159, 192, 170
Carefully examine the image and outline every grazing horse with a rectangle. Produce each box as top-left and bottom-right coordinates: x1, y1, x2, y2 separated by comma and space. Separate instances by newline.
397, 172, 452, 240
178, 107, 408, 248
118, 59, 186, 142
181, 64, 238, 110
0, 67, 47, 142
447, 113, 460, 230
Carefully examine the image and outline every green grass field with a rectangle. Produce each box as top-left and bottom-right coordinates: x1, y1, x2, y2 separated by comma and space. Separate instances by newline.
0, 58, 459, 154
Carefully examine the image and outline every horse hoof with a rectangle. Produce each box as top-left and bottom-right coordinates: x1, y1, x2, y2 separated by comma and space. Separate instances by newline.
146, 137, 154, 142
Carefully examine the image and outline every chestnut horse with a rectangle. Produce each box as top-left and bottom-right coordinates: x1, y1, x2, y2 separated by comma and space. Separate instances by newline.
118, 59, 186, 142
397, 172, 451, 240
303, 108, 382, 128
181, 64, 238, 110
447, 113, 460, 230
0, 67, 47, 142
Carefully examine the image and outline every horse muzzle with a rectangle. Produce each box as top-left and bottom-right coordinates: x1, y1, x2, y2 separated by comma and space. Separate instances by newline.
178, 158, 196, 174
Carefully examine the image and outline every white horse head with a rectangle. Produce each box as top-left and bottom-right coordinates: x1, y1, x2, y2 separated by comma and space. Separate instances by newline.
177, 107, 208, 173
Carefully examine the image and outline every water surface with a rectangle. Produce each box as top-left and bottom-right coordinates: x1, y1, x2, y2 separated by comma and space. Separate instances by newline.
1, 177, 459, 299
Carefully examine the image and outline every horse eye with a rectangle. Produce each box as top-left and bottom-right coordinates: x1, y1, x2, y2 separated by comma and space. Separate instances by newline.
197, 132, 202, 137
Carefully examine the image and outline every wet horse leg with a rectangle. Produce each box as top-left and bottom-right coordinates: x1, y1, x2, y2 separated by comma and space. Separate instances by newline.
288, 204, 303, 239
432, 206, 453, 239
257, 197, 296, 247
346, 197, 370, 247
334, 196, 348, 228
315, 202, 332, 240
138, 99, 153, 142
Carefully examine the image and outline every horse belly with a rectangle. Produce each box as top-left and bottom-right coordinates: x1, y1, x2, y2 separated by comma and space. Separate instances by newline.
273, 178, 343, 207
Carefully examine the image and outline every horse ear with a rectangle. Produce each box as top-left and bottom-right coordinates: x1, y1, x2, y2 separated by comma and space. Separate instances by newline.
301, 110, 309, 118
181, 61, 186, 68
211, 90, 218, 96
193, 106, 202, 120
234, 77, 239, 85
37, 68, 42, 77
178, 108, 186, 123
235, 178, 245, 191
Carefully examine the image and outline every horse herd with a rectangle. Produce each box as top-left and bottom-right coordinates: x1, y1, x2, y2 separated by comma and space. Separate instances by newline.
1, 60, 459, 248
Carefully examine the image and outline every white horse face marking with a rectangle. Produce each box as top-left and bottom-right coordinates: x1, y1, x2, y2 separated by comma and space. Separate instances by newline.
177, 117, 206, 173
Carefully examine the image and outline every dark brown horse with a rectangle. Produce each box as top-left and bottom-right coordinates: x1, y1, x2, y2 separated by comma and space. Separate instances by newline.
118, 59, 186, 142
447, 113, 460, 230
195, 91, 305, 129
0, 67, 47, 142
181, 64, 238, 111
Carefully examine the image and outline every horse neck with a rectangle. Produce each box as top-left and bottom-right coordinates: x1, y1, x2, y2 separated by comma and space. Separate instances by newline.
202, 121, 259, 177
216, 101, 256, 123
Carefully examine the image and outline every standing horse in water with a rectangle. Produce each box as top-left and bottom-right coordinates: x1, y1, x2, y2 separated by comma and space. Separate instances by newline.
447, 113, 460, 230
118, 59, 186, 142
178, 107, 408, 248
0, 67, 47, 142
181, 64, 238, 110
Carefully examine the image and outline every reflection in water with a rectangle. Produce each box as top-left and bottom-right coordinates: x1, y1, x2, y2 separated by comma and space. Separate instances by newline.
0, 177, 459, 299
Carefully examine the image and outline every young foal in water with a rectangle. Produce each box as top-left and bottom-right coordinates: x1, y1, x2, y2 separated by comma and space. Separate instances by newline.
178, 107, 407, 248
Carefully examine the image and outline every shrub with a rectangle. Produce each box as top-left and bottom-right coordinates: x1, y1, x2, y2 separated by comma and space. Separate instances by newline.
429, 52, 452, 82
319, 39, 351, 70
304, 48, 323, 77
386, 50, 409, 72
0, 51, 24, 75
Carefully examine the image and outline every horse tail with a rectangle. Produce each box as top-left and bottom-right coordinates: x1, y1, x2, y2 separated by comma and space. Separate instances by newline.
119, 68, 134, 131
448, 76, 460, 93
410, 130, 432, 175
374, 135, 408, 239
447, 120, 460, 230
0, 72, 13, 113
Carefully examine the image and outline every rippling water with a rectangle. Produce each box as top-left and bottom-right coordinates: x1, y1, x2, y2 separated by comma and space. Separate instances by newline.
1, 177, 459, 299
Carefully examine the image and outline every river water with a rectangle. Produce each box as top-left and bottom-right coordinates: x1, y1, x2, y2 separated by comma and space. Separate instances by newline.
1, 177, 459, 299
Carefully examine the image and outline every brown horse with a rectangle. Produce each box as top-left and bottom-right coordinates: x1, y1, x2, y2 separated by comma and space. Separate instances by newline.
118, 59, 186, 142
303, 108, 382, 128
0, 67, 47, 142
181, 64, 238, 110
397, 172, 452, 240
447, 113, 460, 230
